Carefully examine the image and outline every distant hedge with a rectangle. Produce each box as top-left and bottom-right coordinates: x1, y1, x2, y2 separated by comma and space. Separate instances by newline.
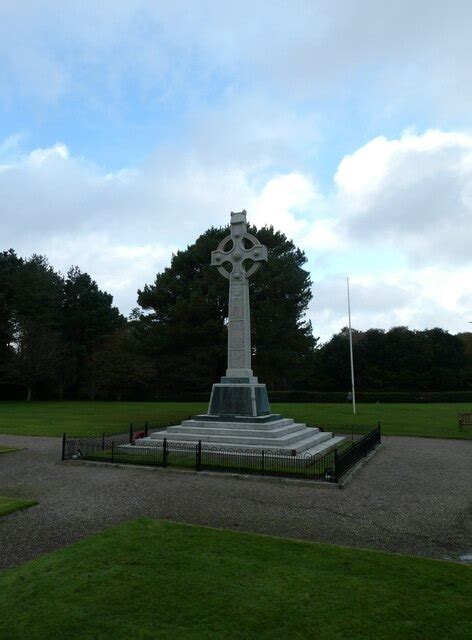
155, 390, 472, 403
268, 390, 472, 403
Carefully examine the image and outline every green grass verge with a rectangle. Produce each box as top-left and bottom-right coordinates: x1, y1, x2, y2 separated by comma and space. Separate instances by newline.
275, 402, 472, 439
0, 445, 21, 454
0, 496, 37, 517
0, 400, 471, 439
0, 519, 470, 640
0, 401, 205, 437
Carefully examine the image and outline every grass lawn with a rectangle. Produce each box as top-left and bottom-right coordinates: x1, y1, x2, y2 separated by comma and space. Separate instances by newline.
0, 401, 205, 438
276, 402, 472, 439
0, 445, 21, 454
0, 519, 470, 640
0, 400, 471, 439
0, 496, 37, 517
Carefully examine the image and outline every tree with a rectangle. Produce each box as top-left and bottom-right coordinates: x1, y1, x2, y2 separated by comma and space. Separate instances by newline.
312, 327, 363, 392
0, 250, 22, 374
2, 254, 64, 399
457, 332, 472, 389
86, 323, 155, 400
61, 267, 126, 397
315, 325, 469, 392
138, 225, 316, 394
8, 320, 64, 401
0, 255, 126, 400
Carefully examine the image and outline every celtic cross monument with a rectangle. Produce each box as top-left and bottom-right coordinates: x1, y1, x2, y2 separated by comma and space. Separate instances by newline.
206, 210, 271, 417
211, 210, 267, 380
134, 209, 345, 456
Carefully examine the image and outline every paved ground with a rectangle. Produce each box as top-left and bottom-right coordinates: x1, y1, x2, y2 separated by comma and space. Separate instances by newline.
0, 433, 471, 570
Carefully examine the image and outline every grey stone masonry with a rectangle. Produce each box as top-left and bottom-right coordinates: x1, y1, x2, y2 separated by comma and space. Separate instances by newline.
211, 210, 267, 379
208, 210, 270, 417
136, 417, 344, 457
207, 382, 270, 418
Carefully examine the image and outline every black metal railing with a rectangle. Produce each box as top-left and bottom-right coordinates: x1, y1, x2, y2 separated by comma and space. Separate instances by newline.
334, 424, 381, 479
61, 422, 381, 483
61, 417, 190, 460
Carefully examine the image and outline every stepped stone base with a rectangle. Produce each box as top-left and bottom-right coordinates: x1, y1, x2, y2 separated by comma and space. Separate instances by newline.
134, 414, 344, 457
132, 373, 344, 458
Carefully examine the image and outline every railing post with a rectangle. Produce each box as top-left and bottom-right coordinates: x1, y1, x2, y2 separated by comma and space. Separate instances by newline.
61, 433, 66, 461
196, 440, 202, 471
377, 421, 381, 443
144, 421, 149, 437
333, 447, 338, 483
129, 423, 133, 444
163, 438, 168, 467
101, 432, 105, 451
261, 450, 265, 475
111, 441, 115, 464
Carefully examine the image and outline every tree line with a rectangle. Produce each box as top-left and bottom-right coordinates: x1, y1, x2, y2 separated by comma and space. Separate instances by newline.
0, 250, 151, 401
313, 326, 471, 393
1, 226, 470, 401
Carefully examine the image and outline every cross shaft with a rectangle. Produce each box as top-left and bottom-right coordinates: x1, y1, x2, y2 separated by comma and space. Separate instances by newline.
211, 211, 267, 378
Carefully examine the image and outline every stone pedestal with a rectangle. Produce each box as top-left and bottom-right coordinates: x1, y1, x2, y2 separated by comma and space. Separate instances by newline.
207, 376, 270, 418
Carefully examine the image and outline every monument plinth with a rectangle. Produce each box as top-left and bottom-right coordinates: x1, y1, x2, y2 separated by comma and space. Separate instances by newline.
134, 211, 344, 457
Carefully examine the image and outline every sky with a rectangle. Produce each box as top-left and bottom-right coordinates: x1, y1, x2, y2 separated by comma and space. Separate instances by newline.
1, 1, 471, 342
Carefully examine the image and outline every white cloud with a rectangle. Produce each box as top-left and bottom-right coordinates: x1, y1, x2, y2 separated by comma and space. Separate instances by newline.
305, 129, 472, 339
0, 136, 323, 313
1, 2, 471, 344
1, 127, 471, 340
37, 233, 177, 313
27, 143, 69, 166
249, 174, 344, 253
333, 129, 472, 266
1, 1, 472, 114
251, 174, 313, 237
311, 267, 472, 342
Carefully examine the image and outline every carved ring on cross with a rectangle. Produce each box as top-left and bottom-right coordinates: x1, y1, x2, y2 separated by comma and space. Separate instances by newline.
211, 232, 268, 280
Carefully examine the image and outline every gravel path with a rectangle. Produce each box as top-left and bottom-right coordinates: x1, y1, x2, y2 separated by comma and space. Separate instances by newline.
0, 433, 471, 569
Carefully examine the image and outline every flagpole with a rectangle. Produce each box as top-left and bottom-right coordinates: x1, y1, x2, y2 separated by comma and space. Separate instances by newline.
347, 277, 356, 415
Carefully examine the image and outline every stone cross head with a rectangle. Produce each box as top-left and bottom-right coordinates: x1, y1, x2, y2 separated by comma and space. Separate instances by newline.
211, 210, 268, 280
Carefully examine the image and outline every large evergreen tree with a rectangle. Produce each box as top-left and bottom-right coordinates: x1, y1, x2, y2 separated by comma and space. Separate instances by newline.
137, 225, 316, 394
86, 321, 156, 401
61, 267, 126, 398
0, 250, 22, 367
0, 254, 126, 400
0, 253, 64, 399
314, 326, 470, 392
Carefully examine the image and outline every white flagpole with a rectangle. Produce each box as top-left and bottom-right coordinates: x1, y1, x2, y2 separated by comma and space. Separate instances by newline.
347, 277, 356, 415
